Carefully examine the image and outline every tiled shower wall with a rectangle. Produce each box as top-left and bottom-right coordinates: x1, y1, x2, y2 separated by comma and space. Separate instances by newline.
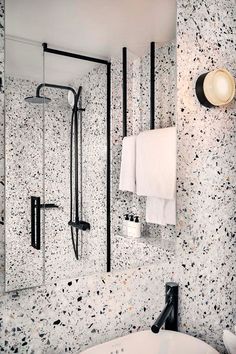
0, 1, 235, 354
175, 1, 236, 351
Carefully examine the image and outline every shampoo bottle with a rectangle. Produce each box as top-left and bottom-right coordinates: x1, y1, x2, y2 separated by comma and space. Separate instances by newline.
133, 216, 141, 238
127, 214, 134, 237
122, 214, 129, 236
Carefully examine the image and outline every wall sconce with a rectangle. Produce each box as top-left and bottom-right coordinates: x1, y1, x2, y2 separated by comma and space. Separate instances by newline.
195, 68, 235, 108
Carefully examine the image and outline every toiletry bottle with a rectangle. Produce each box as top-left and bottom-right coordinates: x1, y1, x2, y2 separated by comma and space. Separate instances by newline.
133, 216, 141, 238
127, 214, 134, 237
123, 214, 129, 236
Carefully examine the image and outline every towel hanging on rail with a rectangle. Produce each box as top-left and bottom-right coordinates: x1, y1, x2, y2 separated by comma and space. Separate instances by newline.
146, 197, 176, 225
136, 126, 176, 225
136, 127, 176, 199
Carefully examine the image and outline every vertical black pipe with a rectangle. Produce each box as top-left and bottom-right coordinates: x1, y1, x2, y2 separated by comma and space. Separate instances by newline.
74, 107, 79, 223
150, 42, 155, 130
36, 197, 41, 250
107, 62, 111, 272
122, 47, 127, 138
69, 108, 74, 223
31, 196, 41, 250
79, 99, 83, 219
31, 196, 36, 249
74, 107, 79, 259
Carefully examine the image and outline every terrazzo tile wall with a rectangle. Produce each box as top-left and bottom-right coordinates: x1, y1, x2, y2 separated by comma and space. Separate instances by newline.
175, 1, 236, 353
0, 0, 235, 353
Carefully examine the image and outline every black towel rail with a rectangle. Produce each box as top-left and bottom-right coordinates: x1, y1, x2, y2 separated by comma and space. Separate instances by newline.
122, 47, 127, 138
122, 43, 156, 135
150, 41, 155, 130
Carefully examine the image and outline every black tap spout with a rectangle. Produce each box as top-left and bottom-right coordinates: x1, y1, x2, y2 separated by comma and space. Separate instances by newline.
151, 299, 174, 333
151, 282, 178, 334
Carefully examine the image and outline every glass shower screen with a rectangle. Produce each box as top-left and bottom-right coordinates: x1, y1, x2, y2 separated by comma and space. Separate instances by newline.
4, 40, 108, 291
5, 39, 45, 291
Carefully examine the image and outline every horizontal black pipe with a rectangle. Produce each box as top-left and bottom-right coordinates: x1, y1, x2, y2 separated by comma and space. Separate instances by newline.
40, 203, 58, 209
42, 43, 109, 65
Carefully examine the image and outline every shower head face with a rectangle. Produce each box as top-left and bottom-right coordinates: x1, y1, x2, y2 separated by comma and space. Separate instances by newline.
24, 95, 51, 104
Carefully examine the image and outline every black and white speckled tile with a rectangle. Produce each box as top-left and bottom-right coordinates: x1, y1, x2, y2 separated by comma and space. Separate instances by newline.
175, 0, 236, 352
0, 0, 235, 353
0, 264, 175, 353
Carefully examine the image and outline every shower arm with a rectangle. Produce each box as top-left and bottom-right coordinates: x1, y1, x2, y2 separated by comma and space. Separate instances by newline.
36, 83, 77, 103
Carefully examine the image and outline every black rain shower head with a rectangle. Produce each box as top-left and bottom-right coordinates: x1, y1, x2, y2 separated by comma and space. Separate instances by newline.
24, 95, 51, 104
25, 83, 77, 106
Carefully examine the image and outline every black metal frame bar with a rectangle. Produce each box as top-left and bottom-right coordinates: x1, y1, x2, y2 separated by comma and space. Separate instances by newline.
150, 42, 155, 130
43, 43, 108, 65
31, 196, 41, 250
74, 87, 82, 228
106, 63, 111, 272
122, 47, 127, 138
42, 43, 111, 272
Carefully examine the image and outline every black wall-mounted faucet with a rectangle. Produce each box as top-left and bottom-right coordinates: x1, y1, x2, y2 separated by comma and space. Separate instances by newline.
151, 282, 178, 333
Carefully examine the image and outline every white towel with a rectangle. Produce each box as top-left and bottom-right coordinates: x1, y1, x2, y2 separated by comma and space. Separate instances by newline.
223, 329, 236, 354
146, 197, 176, 225
119, 136, 136, 193
136, 127, 176, 199
136, 127, 176, 225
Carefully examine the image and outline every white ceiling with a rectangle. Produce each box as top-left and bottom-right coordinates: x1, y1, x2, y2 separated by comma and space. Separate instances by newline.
5, 0, 176, 84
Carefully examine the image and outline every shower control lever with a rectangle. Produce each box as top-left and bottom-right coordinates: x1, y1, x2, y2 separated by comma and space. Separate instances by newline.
40, 203, 59, 209
68, 220, 90, 231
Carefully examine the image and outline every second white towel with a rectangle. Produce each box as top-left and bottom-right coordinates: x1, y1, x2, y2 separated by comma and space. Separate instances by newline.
146, 197, 176, 225
137, 127, 176, 225
136, 127, 176, 199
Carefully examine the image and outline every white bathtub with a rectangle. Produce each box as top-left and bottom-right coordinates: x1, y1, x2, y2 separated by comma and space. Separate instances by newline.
81, 330, 219, 354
